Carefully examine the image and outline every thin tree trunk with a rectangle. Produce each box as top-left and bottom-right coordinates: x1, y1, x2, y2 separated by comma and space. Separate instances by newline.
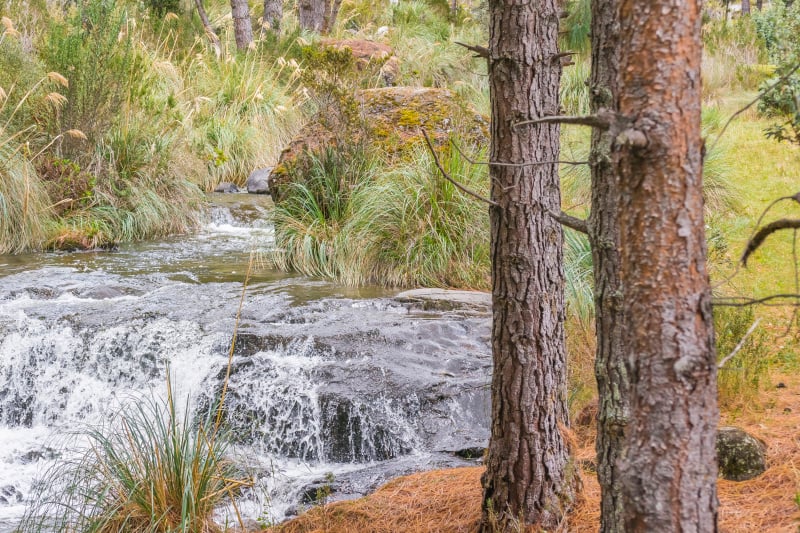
756, 0, 763, 10
616, 0, 719, 530
194, 0, 221, 55
742, 0, 751, 15
230, 0, 253, 50
262, 0, 282, 33
588, 0, 628, 530
298, 0, 326, 32
480, 0, 574, 530
322, 0, 343, 34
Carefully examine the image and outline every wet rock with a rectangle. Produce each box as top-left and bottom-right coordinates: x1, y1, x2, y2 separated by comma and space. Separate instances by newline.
716, 426, 767, 481
395, 288, 491, 313
0, 485, 22, 505
245, 168, 271, 194
269, 87, 489, 202
80, 286, 124, 300
214, 182, 240, 193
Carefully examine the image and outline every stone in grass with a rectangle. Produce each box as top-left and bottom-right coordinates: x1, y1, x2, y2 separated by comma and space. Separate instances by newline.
716, 426, 767, 481
213, 182, 239, 193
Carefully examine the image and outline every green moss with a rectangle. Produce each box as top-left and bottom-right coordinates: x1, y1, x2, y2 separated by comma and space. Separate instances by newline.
397, 108, 422, 127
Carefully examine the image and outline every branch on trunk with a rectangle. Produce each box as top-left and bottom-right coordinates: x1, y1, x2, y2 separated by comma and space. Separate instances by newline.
713, 294, 800, 307
513, 110, 616, 130
194, 0, 221, 53
449, 140, 589, 168
709, 61, 800, 154
454, 41, 489, 59
741, 218, 800, 266
550, 51, 577, 64
421, 129, 498, 207
718, 318, 762, 369
550, 211, 588, 234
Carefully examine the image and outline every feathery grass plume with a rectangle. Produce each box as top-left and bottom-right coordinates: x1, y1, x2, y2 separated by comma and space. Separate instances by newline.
65, 128, 87, 140
44, 91, 67, 109
46, 71, 68, 88
17, 386, 251, 533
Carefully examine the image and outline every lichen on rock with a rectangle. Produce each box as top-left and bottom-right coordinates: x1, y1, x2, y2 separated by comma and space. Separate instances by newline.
716, 426, 767, 481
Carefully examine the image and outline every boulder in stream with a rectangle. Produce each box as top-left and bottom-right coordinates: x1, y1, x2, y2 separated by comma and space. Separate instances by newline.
245, 168, 271, 194
214, 182, 240, 193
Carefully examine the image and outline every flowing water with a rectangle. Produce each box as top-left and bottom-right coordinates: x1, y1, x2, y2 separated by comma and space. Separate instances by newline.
0, 194, 491, 531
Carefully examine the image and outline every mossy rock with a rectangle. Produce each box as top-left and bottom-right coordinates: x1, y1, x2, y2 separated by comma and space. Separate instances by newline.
269, 87, 489, 203
716, 426, 767, 481
319, 39, 400, 85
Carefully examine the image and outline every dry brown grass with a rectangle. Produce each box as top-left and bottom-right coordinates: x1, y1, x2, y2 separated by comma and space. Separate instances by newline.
268, 374, 800, 533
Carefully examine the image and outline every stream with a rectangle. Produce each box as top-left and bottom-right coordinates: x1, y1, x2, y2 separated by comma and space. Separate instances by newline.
0, 194, 491, 531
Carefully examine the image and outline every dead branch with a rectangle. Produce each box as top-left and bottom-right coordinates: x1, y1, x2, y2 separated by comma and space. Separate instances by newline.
454, 41, 489, 59
717, 318, 762, 369
420, 129, 498, 207
709, 62, 800, 154
551, 51, 577, 64
513, 110, 615, 130
449, 140, 588, 168
550, 211, 588, 234
741, 218, 800, 266
713, 294, 800, 307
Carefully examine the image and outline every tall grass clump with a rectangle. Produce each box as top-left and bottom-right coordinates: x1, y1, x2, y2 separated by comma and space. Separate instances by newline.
271, 146, 379, 281
714, 306, 769, 408
359, 142, 491, 289
0, 144, 53, 253
18, 386, 250, 533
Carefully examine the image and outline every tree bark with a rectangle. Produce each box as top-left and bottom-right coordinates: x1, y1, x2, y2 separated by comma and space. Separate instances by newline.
262, 0, 282, 33
480, 0, 574, 530
588, 0, 628, 530
742, 0, 751, 15
322, 0, 343, 33
230, 0, 253, 50
756, 0, 763, 10
616, 0, 719, 531
298, 0, 326, 32
194, 0, 221, 54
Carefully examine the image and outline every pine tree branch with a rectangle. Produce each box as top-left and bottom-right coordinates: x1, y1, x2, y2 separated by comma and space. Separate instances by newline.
454, 41, 489, 59
449, 140, 589, 168
741, 218, 800, 266
421, 129, 498, 207
513, 110, 616, 130
550, 211, 588, 234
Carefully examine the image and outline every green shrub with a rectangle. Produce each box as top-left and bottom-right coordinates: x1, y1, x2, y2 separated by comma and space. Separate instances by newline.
18, 387, 251, 533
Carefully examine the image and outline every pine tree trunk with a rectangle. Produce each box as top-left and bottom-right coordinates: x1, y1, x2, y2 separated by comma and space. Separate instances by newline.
480, 0, 574, 530
230, 0, 253, 50
588, 0, 628, 530
616, 0, 719, 530
321, 0, 342, 33
194, 0, 221, 54
262, 0, 282, 32
742, 0, 751, 15
298, 0, 326, 32
756, 0, 763, 10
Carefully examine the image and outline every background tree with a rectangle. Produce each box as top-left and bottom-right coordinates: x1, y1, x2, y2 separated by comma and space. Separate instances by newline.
230, 0, 253, 50
586, 0, 628, 530
297, 0, 342, 33
262, 0, 282, 33
615, 0, 719, 529
480, 0, 575, 530
743, 0, 751, 15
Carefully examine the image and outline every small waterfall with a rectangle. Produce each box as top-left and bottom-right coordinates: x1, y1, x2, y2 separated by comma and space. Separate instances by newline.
0, 196, 491, 530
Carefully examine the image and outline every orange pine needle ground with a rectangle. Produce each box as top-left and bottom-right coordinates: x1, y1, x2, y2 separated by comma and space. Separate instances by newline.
269, 374, 800, 533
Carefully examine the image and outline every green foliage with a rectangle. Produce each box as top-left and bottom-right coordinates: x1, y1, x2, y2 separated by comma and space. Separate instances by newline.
560, 59, 591, 116
18, 387, 250, 533
714, 306, 770, 408
560, 0, 591, 54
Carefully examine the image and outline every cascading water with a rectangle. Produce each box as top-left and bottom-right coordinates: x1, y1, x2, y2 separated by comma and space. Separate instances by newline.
0, 194, 491, 531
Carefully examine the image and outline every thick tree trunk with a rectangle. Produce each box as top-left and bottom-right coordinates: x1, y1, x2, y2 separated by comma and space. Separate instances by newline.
742, 0, 751, 15
588, 0, 628, 531
230, 0, 253, 50
480, 0, 574, 530
616, 0, 719, 531
262, 0, 282, 32
298, 0, 326, 32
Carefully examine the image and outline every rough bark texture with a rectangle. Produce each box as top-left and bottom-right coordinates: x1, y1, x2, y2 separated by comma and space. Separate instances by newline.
262, 0, 282, 32
588, 0, 628, 531
322, 0, 343, 33
230, 0, 253, 50
480, 1, 574, 530
298, 0, 326, 32
742, 0, 751, 15
616, 0, 719, 531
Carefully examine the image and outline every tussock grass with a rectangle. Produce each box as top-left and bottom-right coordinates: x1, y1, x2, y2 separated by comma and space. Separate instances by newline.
17, 387, 251, 533
0, 144, 53, 253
